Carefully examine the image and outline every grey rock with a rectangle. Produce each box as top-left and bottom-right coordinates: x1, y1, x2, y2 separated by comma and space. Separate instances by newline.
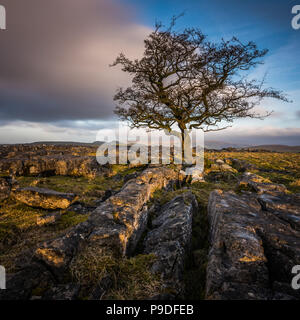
0, 176, 14, 201
238, 172, 287, 194
206, 189, 300, 300
34, 167, 182, 277
12, 187, 77, 209
144, 192, 198, 297
42, 283, 80, 300
37, 211, 61, 226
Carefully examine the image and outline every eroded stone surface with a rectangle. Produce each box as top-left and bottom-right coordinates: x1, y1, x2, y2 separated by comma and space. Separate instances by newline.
12, 187, 77, 209
238, 172, 287, 194
144, 192, 198, 298
206, 189, 300, 300
33, 167, 182, 277
0, 176, 17, 201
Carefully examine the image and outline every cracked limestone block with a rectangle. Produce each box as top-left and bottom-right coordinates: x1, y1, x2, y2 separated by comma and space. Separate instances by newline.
12, 187, 77, 209
144, 192, 198, 297
206, 189, 300, 300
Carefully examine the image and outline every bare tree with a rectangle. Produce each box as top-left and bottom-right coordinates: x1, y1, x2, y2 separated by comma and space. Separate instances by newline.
112, 18, 288, 160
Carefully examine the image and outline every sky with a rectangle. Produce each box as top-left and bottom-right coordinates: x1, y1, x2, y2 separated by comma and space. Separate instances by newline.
0, 0, 299, 145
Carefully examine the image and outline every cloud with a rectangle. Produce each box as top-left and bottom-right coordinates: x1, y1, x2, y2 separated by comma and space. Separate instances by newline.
206, 126, 300, 146
0, 0, 151, 122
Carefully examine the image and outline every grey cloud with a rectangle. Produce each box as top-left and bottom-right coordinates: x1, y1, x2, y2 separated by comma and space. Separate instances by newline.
296, 111, 300, 119
206, 126, 300, 146
0, 0, 150, 122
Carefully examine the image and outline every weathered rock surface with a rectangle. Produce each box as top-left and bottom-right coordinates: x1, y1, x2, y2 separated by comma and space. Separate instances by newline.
0, 155, 109, 178
0, 167, 184, 300
12, 187, 77, 210
0, 166, 184, 301
0, 263, 55, 300
33, 167, 183, 278
144, 192, 198, 298
209, 159, 237, 173
206, 189, 300, 300
0, 176, 18, 201
228, 158, 257, 172
238, 172, 287, 194
36, 211, 62, 226
0, 143, 114, 178
42, 283, 81, 300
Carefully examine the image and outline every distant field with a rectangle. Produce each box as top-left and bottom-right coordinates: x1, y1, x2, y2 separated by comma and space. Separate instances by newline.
244, 145, 300, 153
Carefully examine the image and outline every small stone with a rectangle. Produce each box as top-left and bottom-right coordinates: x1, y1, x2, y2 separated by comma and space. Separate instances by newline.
215, 159, 225, 165
37, 212, 61, 226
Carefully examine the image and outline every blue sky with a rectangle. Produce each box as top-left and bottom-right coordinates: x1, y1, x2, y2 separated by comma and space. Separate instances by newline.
0, 0, 299, 145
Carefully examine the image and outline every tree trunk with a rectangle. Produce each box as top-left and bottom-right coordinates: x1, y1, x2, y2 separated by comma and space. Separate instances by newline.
180, 129, 185, 164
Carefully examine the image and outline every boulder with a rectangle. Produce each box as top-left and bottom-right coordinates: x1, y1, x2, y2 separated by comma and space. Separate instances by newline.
258, 192, 300, 231
0, 176, 17, 201
206, 189, 300, 300
215, 159, 225, 165
209, 159, 237, 173
144, 192, 198, 298
42, 284, 80, 300
238, 172, 287, 194
36, 212, 61, 226
229, 158, 257, 172
12, 187, 77, 209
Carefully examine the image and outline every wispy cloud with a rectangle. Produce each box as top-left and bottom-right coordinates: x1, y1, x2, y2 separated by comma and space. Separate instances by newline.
0, 0, 151, 122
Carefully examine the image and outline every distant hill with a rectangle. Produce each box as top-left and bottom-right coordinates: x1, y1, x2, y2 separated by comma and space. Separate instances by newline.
27, 141, 105, 146
244, 145, 300, 152
204, 140, 249, 150
2, 141, 299, 153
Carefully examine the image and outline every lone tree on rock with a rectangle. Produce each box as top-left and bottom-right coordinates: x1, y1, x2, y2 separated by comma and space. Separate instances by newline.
112, 19, 288, 159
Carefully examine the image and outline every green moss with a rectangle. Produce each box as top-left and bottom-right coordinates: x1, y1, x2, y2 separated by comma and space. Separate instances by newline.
54, 211, 88, 230
17, 175, 125, 206
150, 189, 189, 206
111, 164, 146, 177
0, 198, 89, 272
204, 151, 300, 193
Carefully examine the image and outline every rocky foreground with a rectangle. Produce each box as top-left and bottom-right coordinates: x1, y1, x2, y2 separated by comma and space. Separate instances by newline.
0, 144, 299, 300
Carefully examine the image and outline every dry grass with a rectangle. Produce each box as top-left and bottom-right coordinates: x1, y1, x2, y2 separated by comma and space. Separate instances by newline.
70, 245, 161, 300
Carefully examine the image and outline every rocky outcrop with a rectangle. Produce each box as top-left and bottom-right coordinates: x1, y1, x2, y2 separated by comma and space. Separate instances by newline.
34, 167, 183, 276
36, 212, 62, 226
0, 176, 18, 201
206, 189, 300, 300
238, 172, 287, 194
209, 159, 237, 173
0, 143, 99, 159
144, 192, 198, 298
12, 187, 77, 210
0, 166, 184, 301
228, 158, 257, 172
0, 155, 109, 178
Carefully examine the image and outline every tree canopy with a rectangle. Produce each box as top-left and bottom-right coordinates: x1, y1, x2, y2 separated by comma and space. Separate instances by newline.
112, 19, 288, 141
